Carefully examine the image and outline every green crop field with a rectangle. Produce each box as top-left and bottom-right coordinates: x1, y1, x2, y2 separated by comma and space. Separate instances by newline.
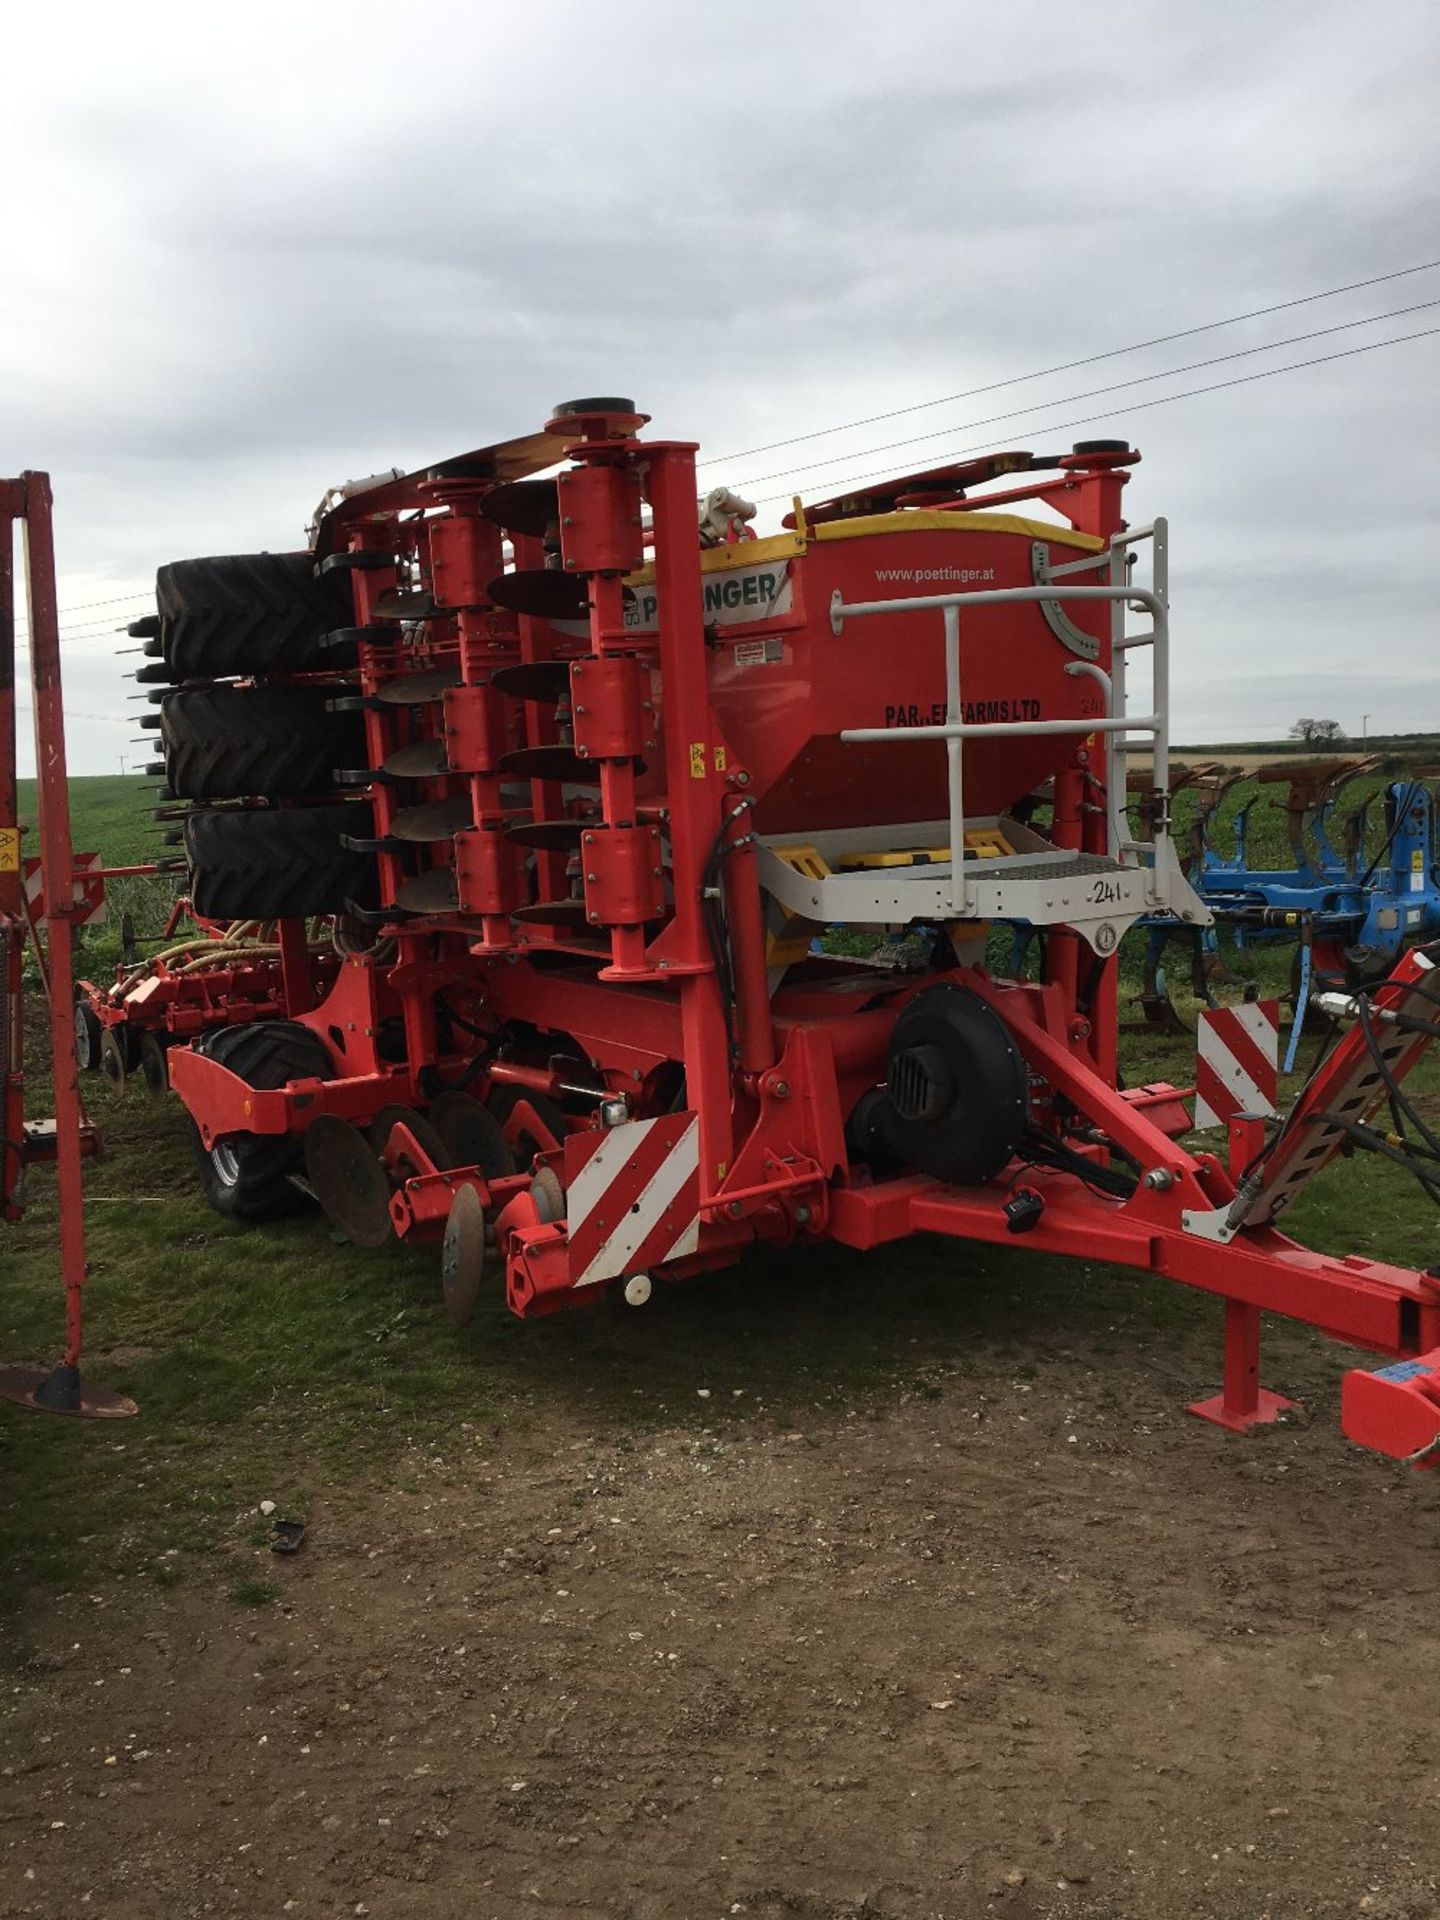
16, 773, 178, 967
16, 773, 160, 869
2, 774, 1437, 1630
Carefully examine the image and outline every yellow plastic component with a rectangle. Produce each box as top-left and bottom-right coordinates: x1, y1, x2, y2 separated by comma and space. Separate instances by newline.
814, 509, 1104, 553
766, 845, 830, 966
837, 829, 1013, 871
771, 844, 831, 881
623, 504, 1101, 590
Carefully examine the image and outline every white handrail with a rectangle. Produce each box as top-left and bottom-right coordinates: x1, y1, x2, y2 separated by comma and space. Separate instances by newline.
830, 570, 1171, 916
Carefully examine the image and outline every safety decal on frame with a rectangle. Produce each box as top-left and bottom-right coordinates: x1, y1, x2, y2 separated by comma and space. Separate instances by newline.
0, 829, 19, 873
689, 742, 707, 778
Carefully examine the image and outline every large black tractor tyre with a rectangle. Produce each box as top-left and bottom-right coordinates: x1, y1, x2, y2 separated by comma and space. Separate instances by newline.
156, 552, 354, 680
188, 1020, 332, 1220
159, 683, 365, 801
184, 804, 379, 920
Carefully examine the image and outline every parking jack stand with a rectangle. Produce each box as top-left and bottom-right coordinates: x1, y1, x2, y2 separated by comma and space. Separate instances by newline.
1189, 1298, 1297, 1432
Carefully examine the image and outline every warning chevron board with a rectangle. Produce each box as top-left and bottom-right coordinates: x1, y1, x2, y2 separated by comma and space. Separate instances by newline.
23, 851, 106, 925
563, 1112, 701, 1289
1194, 1001, 1279, 1130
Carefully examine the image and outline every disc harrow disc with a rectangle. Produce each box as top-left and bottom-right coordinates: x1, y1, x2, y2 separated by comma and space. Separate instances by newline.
530, 1164, 567, 1225
480, 478, 561, 537
491, 659, 571, 703
487, 570, 588, 622
372, 587, 437, 622
391, 797, 473, 842
510, 898, 593, 927
505, 819, 589, 851
395, 869, 460, 915
428, 1091, 516, 1182
138, 1032, 170, 1097
488, 1084, 568, 1164
375, 666, 464, 707
304, 1114, 394, 1248
441, 1183, 487, 1329
98, 1026, 127, 1095
75, 1000, 103, 1072
500, 745, 604, 785
369, 1104, 453, 1176
383, 737, 449, 779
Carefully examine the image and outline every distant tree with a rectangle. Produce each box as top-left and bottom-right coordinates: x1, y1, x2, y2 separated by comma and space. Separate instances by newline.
1289, 718, 1346, 747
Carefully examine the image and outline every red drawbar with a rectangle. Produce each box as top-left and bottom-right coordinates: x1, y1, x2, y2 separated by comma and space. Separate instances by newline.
1342, 1350, 1440, 1464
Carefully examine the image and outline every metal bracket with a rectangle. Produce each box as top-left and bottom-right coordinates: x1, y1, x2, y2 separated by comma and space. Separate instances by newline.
1031, 542, 1099, 660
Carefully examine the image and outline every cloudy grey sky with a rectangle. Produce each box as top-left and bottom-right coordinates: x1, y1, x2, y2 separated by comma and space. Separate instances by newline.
3, 0, 1437, 774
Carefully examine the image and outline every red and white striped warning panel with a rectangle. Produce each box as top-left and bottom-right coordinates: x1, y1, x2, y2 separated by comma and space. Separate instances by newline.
1194, 1000, 1279, 1129
23, 852, 106, 925
562, 1112, 701, 1289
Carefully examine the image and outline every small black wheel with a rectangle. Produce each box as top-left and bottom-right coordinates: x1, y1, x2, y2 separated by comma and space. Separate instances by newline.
187, 1021, 332, 1221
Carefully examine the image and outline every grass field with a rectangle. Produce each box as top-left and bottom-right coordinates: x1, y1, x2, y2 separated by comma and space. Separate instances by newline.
3, 773, 1438, 1630
16, 772, 179, 968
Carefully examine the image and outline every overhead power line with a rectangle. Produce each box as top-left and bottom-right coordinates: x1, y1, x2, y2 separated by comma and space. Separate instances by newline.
16, 706, 133, 726
52, 590, 152, 615
728, 297, 1440, 492
700, 255, 1440, 469
16, 614, 142, 640
750, 323, 1440, 506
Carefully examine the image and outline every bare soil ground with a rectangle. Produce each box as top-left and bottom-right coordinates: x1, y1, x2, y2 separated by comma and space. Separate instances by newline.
5, 1303, 1439, 1920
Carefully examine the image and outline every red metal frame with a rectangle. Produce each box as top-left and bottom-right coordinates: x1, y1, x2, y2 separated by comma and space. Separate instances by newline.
133, 409, 1440, 1465
1, 472, 133, 1416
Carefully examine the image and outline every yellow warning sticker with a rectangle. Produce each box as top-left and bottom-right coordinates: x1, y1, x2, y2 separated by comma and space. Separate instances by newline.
0, 828, 18, 873
1414, 849, 1425, 871
713, 745, 728, 774
689, 741, 707, 778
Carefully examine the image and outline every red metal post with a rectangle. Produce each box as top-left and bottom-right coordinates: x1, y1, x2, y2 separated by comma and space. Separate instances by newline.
0, 473, 134, 1417
22, 474, 89, 1368
644, 442, 734, 1184
1, 481, 24, 1220
1188, 1299, 1297, 1433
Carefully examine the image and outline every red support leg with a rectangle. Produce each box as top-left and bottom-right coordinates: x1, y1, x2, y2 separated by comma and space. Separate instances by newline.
0, 472, 134, 1418
1188, 1298, 1296, 1433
